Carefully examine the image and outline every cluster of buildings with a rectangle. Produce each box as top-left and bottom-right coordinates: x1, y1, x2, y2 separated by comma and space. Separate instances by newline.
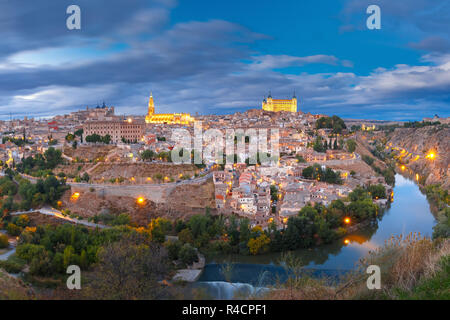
0, 90, 400, 228
212, 154, 357, 227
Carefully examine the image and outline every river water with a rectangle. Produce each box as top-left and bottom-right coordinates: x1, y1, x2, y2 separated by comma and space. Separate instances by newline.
194, 174, 437, 299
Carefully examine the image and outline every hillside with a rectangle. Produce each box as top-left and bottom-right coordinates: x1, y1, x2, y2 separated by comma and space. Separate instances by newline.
0, 269, 34, 300
387, 126, 450, 190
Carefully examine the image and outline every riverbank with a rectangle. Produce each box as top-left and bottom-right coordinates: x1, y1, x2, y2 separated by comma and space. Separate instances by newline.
196, 174, 438, 298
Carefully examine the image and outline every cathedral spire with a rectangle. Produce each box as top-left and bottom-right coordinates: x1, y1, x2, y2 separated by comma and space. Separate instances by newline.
148, 91, 155, 115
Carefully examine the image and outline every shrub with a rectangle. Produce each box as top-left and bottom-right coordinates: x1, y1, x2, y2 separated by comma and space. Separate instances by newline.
179, 243, 198, 266
164, 240, 182, 261
6, 223, 21, 236
0, 260, 23, 273
0, 234, 9, 248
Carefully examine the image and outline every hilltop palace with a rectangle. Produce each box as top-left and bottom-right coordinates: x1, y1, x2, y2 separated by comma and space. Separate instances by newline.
262, 92, 298, 112
145, 92, 195, 125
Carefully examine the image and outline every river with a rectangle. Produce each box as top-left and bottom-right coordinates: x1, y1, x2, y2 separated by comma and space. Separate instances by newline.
194, 174, 437, 299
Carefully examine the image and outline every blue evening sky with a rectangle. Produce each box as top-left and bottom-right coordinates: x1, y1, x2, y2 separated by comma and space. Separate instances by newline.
0, 0, 449, 120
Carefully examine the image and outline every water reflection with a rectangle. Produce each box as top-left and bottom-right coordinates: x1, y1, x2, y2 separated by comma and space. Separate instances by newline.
204, 174, 436, 272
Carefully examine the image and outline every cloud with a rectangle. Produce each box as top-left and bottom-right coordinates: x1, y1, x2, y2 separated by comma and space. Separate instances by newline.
0, 0, 174, 59
0, 1, 448, 121
247, 54, 353, 71
409, 36, 450, 53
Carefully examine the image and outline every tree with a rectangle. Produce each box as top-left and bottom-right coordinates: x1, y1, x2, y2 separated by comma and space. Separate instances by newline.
302, 164, 342, 184
313, 136, 325, 153
63, 245, 76, 268
102, 134, 111, 145
270, 185, 279, 201
84, 239, 170, 300
0, 234, 8, 249
315, 115, 346, 133
346, 139, 356, 153
179, 243, 198, 265
81, 172, 90, 182
347, 199, 378, 222
247, 234, 270, 255
187, 215, 211, 239
295, 154, 306, 163
65, 133, 75, 142
86, 134, 101, 143
239, 218, 251, 244
382, 169, 395, 186
44, 147, 63, 169
15, 215, 30, 228
6, 223, 21, 236
141, 150, 155, 161
16, 243, 47, 262
362, 155, 374, 165
367, 184, 386, 199
348, 187, 371, 202
157, 151, 170, 161
74, 129, 84, 143
302, 166, 314, 179
80, 249, 88, 269
178, 228, 194, 245
149, 218, 173, 243
164, 240, 182, 261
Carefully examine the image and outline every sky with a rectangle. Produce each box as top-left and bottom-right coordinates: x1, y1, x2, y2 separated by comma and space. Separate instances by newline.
0, 0, 449, 121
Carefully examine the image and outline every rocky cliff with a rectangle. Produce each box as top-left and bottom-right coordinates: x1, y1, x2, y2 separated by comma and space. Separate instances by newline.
387, 126, 449, 190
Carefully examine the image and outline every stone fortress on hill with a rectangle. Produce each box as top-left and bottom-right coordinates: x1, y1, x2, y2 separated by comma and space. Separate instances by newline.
262, 91, 298, 113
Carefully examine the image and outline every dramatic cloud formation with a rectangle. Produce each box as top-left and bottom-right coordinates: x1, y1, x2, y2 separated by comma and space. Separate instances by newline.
0, 0, 448, 120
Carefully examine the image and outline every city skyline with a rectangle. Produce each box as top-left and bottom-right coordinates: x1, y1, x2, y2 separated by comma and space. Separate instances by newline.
0, 0, 449, 121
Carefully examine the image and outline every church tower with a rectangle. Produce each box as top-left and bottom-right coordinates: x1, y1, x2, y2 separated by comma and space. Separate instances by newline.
145, 91, 195, 124
148, 92, 155, 115
292, 91, 297, 113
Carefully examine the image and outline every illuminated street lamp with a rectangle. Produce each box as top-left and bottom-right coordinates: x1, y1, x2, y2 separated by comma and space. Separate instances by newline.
137, 197, 145, 205
344, 239, 350, 245
344, 217, 351, 225
71, 192, 80, 201
425, 151, 436, 160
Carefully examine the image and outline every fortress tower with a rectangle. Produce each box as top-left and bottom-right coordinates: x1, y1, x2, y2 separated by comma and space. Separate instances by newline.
262, 91, 298, 112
